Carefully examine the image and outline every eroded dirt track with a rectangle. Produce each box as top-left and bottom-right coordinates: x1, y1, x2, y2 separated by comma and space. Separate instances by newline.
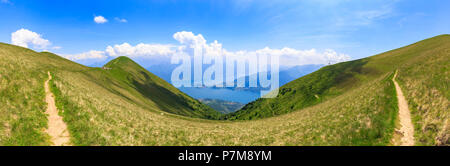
392, 70, 415, 146
45, 71, 71, 146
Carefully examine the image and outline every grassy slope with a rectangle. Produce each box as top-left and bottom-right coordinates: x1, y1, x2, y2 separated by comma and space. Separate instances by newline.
224, 58, 377, 120
0, 44, 218, 145
102, 56, 220, 119
0, 45, 50, 145
391, 36, 449, 145
0, 35, 448, 145
227, 34, 449, 145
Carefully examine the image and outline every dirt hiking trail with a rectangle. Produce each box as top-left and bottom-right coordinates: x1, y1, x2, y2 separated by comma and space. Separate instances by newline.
44, 71, 71, 146
392, 70, 415, 146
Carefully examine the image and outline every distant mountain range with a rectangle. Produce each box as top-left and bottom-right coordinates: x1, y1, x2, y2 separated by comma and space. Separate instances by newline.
198, 98, 244, 114
146, 63, 324, 102
146, 63, 324, 88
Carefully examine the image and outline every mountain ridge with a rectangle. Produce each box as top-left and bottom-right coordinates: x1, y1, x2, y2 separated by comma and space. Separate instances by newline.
0, 34, 448, 145
226, 35, 449, 122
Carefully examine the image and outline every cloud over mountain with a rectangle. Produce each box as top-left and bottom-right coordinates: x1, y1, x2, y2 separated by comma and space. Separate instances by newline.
105, 43, 175, 58
11, 28, 51, 49
62, 31, 351, 67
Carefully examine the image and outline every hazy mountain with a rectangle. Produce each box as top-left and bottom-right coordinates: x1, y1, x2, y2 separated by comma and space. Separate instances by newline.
199, 98, 244, 114
146, 63, 323, 103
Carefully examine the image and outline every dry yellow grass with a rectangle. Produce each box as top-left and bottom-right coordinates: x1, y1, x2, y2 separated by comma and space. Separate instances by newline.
52, 67, 394, 145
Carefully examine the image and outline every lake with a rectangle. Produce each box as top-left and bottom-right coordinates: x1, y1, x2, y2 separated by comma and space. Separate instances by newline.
179, 87, 261, 104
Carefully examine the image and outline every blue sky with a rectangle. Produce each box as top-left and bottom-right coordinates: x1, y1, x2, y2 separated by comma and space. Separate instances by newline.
1, 0, 449, 66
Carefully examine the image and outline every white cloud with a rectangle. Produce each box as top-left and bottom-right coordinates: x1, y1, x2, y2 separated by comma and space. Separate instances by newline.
173, 31, 207, 48
64, 31, 350, 67
105, 43, 175, 58
171, 31, 350, 66
11, 28, 51, 49
114, 17, 127, 23
239, 47, 351, 66
94, 16, 108, 24
61, 50, 107, 61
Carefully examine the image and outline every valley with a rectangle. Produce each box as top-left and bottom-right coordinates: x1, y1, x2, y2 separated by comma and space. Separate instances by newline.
0, 35, 448, 146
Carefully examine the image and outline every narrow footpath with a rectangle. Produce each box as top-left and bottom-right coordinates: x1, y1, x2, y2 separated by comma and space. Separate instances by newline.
44, 71, 71, 146
392, 70, 415, 146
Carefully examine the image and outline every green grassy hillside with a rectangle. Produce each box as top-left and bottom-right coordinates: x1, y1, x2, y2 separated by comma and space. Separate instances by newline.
101, 56, 220, 119
227, 34, 449, 145
224, 58, 376, 120
0, 35, 448, 146
0, 44, 219, 145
